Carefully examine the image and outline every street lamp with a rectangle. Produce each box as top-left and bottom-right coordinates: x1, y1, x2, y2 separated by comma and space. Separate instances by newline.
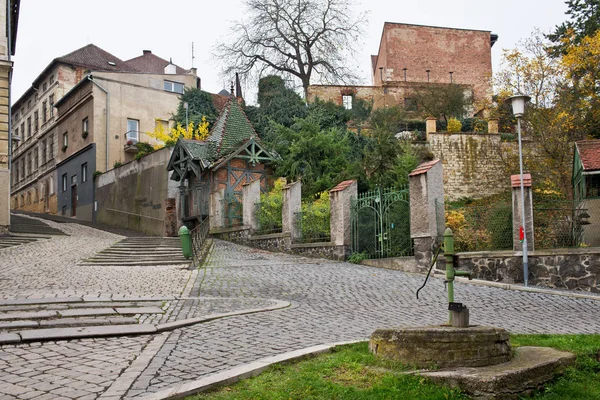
183, 102, 189, 129
507, 94, 531, 286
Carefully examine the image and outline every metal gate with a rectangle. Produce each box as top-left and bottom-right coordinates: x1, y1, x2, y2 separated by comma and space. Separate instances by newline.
222, 194, 243, 228
351, 186, 412, 259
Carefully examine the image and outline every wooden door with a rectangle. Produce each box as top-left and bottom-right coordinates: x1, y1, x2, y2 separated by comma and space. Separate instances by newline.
71, 185, 77, 217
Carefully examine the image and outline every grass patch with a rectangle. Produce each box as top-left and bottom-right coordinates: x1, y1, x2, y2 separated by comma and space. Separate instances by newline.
187, 336, 600, 400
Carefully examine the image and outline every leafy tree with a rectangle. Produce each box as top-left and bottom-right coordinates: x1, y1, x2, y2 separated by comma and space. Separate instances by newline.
215, 0, 367, 98
172, 88, 218, 127
548, 0, 600, 55
306, 99, 351, 130
414, 84, 473, 123
369, 105, 407, 134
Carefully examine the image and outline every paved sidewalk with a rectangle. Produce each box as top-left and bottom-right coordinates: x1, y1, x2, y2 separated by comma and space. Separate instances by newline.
1, 219, 600, 399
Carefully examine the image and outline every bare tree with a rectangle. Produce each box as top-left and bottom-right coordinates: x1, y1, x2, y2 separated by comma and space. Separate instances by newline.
215, 0, 367, 98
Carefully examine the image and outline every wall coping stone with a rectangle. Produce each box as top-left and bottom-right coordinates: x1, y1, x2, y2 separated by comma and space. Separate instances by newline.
457, 247, 600, 258
290, 242, 336, 248
250, 232, 291, 241
210, 226, 251, 235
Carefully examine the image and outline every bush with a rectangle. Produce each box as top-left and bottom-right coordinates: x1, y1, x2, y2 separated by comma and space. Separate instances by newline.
256, 179, 285, 234
298, 191, 330, 242
113, 161, 123, 168
92, 171, 103, 180
348, 251, 369, 264
81, 131, 89, 139
447, 118, 462, 133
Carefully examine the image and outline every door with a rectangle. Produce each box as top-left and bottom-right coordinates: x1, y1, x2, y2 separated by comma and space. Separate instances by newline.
71, 185, 77, 217
44, 181, 49, 212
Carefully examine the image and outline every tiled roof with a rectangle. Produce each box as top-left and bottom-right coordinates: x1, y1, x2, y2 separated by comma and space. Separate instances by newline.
576, 140, 600, 172
207, 96, 257, 159
125, 51, 188, 74
330, 180, 356, 193
55, 44, 137, 73
182, 140, 212, 161
408, 159, 440, 177
511, 174, 532, 188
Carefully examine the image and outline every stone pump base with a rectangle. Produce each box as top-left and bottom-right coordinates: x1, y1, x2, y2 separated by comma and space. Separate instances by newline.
369, 326, 511, 369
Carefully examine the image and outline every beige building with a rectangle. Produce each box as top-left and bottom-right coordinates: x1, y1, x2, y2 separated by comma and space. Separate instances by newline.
0, 0, 19, 234
10, 45, 198, 220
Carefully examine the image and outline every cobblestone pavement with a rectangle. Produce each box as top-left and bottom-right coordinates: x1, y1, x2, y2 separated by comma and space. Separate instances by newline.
2, 223, 600, 399
125, 240, 600, 397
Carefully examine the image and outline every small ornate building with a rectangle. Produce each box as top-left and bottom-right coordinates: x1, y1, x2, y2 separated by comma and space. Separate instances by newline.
167, 95, 277, 228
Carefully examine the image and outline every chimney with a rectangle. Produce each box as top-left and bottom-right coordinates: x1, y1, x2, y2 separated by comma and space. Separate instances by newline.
143, 50, 152, 55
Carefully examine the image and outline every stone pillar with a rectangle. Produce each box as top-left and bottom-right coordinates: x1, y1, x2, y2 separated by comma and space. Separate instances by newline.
242, 179, 261, 231
488, 118, 499, 134
511, 174, 534, 251
330, 180, 357, 247
409, 159, 444, 269
209, 188, 225, 230
425, 117, 437, 141
282, 180, 301, 240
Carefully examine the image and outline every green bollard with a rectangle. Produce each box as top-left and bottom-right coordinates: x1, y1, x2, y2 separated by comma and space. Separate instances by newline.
178, 226, 193, 259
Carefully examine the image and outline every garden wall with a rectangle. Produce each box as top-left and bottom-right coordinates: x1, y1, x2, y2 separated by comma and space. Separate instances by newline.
450, 248, 600, 293
209, 226, 348, 260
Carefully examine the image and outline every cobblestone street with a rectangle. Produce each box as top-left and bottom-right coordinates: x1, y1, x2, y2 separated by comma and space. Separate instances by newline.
2, 216, 600, 399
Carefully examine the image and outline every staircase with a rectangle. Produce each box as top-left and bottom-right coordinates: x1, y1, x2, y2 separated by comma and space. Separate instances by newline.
80, 237, 191, 266
0, 214, 66, 250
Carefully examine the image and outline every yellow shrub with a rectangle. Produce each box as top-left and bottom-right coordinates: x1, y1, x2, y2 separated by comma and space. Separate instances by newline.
447, 118, 462, 133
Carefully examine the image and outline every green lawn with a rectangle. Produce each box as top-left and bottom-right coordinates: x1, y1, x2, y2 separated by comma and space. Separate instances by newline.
187, 335, 600, 400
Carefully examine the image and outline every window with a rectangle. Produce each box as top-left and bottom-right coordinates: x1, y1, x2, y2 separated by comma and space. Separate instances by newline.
585, 175, 600, 198
14, 161, 18, 183
41, 140, 47, 164
49, 135, 54, 159
27, 191, 31, 205
126, 119, 139, 143
49, 75, 54, 85
43, 82, 47, 92
27, 117, 31, 138
34, 111, 39, 133
34, 148, 38, 170
63, 132, 68, 148
27, 153, 31, 176
49, 94, 54, 117
14, 127, 18, 140
20, 159, 24, 180
42, 101, 47, 123
20, 122, 24, 138
34, 93, 38, 101
34, 188, 39, 203
62, 173, 67, 192
81, 163, 88, 183
164, 80, 184, 94
27, 100, 31, 109
342, 95, 353, 110
82, 117, 89, 134
49, 176, 54, 195
404, 98, 418, 112
20, 194, 24, 207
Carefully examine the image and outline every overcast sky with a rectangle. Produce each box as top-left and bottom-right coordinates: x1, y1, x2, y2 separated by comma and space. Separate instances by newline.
12, 0, 568, 104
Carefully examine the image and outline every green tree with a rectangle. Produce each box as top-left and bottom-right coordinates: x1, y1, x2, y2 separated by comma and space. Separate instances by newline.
414, 84, 472, 123
548, 0, 600, 55
172, 88, 218, 128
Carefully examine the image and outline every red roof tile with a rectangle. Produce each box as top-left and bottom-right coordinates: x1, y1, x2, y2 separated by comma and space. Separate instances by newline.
511, 174, 532, 188
330, 180, 356, 193
576, 140, 600, 172
408, 159, 440, 177
125, 50, 188, 75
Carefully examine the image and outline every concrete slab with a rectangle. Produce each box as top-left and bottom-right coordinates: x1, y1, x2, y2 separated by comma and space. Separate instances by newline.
39, 318, 134, 327
419, 346, 576, 400
0, 320, 39, 329
58, 308, 117, 317
115, 307, 164, 315
0, 333, 21, 344
19, 324, 158, 342
0, 297, 83, 306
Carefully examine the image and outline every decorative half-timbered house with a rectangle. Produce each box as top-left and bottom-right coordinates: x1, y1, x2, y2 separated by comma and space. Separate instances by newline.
167, 95, 277, 228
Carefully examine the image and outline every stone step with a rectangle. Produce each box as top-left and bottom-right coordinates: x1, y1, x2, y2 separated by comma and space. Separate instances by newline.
0, 317, 139, 331
0, 300, 164, 312
0, 306, 164, 321
18, 324, 158, 342
79, 260, 190, 266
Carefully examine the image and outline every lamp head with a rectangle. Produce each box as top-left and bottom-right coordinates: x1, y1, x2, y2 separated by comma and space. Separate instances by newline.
507, 94, 531, 118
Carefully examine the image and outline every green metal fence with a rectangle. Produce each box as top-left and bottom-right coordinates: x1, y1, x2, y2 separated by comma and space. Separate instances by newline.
452, 201, 513, 252
295, 210, 331, 243
351, 186, 413, 259
254, 201, 283, 235
221, 195, 243, 228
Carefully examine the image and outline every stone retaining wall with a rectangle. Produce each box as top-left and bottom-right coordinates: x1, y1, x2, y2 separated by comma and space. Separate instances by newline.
210, 227, 348, 260
451, 247, 600, 293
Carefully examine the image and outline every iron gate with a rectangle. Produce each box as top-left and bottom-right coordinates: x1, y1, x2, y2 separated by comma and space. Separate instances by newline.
221, 194, 243, 228
351, 186, 412, 259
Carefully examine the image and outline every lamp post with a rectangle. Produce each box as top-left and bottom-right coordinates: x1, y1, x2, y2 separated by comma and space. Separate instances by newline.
183, 102, 189, 129
507, 94, 531, 286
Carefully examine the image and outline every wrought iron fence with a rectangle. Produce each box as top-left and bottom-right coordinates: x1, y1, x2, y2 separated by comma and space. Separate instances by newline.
295, 210, 331, 243
533, 200, 591, 249
190, 216, 210, 267
254, 201, 283, 235
221, 195, 243, 228
450, 201, 513, 252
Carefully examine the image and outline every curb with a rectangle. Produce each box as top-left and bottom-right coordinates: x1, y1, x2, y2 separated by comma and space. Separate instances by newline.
0, 298, 291, 345
137, 339, 366, 400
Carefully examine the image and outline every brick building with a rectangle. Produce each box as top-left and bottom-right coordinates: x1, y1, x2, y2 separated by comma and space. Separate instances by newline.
307, 22, 497, 115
